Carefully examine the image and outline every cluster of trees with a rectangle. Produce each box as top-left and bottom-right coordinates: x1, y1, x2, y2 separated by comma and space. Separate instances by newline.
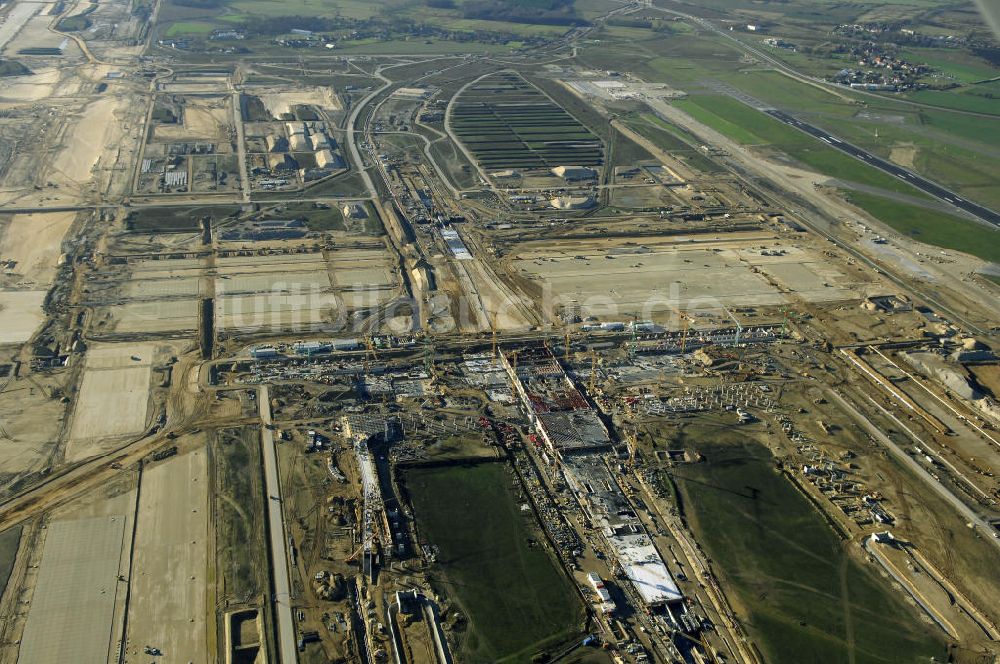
170, 0, 224, 9
972, 46, 1000, 66
460, 0, 587, 26
606, 16, 681, 32
237, 14, 546, 46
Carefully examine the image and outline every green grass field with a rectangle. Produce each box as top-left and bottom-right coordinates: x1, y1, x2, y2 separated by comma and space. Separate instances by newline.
215, 429, 266, 601
902, 89, 1000, 116
845, 192, 1000, 263
227, 0, 377, 19
673, 433, 948, 664
673, 95, 931, 198
901, 47, 999, 84
620, 112, 722, 173
162, 0, 573, 47
165, 21, 215, 36
920, 107, 1000, 146
719, 70, 862, 117
405, 462, 583, 663
127, 205, 240, 232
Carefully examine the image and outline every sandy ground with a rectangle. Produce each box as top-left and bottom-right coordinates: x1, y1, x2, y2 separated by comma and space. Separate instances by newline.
0, 62, 105, 105
131, 257, 205, 278
889, 142, 918, 169
101, 299, 200, 333
0, 68, 61, 103
215, 253, 329, 271
52, 96, 127, 186
259, 88, 342, 117
124, 446, 209, 663
216, 270, 331, 295
84, 341, 157, 368
186, 104, 229, 135
339, 288, 397, 309
216, 292, 341, 330
328, 248, 397, 288
512, 233, 856, 319
65, 343, 155, 460
0, 1, 39, 52
213, 250, 398, 299
0, 290, 46, 343
459, 258, 534, 331
159, 82, 222, 94
16, 515, 128, 663
0, 377, 67, 482
125, 276, 202, 299
4, 14, 63, 54
154, 101, 229, 140
331, 265, 394, 288
0, 211, 75, 286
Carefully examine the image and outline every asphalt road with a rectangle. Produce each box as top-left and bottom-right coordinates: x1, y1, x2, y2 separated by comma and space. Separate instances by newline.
765, 109, 1000, 227
258, 386, 299, 664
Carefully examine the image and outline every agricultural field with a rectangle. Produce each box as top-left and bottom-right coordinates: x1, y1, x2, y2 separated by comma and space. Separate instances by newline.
672, 431, 949, 664
404, 462, 584, 663
451, 72, 603, 171
165, 21, 215, 37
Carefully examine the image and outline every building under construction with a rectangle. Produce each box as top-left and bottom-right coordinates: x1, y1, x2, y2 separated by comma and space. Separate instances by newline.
500, 345, 611, 456
563, 455, 684, 610
342, 414, 408, 579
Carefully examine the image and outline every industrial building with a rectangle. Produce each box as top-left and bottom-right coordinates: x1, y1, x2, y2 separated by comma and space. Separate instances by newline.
499, 344, 682, 610
250, 345, 279, 360
292, 341, 331, 357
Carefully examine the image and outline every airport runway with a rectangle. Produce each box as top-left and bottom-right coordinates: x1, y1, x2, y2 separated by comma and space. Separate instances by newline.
765, 109, 1000, 227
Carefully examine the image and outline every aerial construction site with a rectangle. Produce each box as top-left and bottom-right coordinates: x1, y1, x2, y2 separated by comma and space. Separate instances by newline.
0, 0, 999, 662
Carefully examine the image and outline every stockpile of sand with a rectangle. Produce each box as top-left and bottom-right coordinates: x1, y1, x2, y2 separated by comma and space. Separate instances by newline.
258, 88, 341, 117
